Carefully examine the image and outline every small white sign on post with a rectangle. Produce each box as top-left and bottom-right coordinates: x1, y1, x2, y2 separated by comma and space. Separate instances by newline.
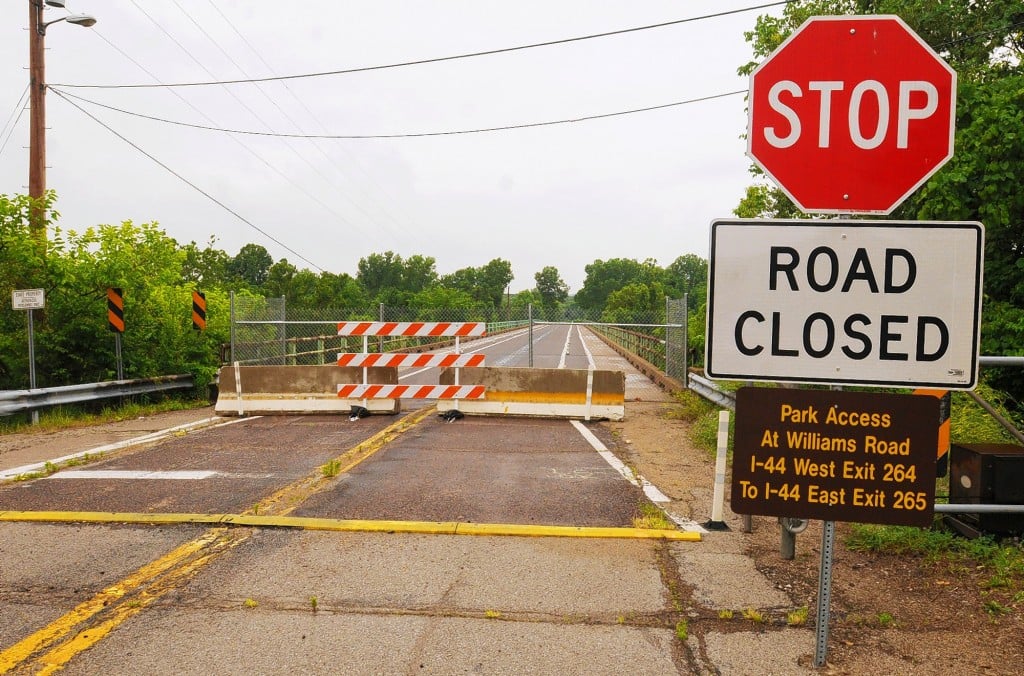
12, 289, 45, 310
706, 219, 984, 389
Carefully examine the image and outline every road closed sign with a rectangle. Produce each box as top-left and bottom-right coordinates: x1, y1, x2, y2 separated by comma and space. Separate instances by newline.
706, 219, 983, 388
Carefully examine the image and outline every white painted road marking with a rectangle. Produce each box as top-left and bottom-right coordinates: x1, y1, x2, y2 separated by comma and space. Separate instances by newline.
47, 470, 217, 480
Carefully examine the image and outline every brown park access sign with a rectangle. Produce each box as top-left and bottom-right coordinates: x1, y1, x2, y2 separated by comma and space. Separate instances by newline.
732, 388, 939, 526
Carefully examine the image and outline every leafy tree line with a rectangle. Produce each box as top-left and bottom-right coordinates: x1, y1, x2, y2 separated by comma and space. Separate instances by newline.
0, 192, 707, 393
737, 0, 1024, 409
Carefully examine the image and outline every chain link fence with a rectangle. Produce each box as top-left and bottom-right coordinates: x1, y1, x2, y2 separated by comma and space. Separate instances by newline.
226, 293, 688, 379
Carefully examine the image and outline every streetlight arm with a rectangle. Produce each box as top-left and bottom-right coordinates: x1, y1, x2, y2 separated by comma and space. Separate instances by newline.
40, 13, 96, 34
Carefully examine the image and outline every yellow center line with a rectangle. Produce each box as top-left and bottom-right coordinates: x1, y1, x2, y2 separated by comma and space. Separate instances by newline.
0, 406, 433, 673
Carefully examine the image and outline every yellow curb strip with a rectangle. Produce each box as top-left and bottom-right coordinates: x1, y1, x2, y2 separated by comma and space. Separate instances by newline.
0, 511, 700, 541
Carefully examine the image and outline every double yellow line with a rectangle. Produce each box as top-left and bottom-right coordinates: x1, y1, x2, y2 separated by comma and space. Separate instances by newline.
0, 406, 434, 674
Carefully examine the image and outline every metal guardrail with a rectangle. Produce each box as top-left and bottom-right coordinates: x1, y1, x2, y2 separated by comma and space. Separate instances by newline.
0, 375, 195, 416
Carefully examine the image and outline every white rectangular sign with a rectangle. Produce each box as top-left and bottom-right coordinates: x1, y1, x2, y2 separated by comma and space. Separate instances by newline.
12, 288, 45, 310
706, 219, 983, 388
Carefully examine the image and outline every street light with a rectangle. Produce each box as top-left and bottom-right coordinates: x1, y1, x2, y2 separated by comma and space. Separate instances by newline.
28, 0, 97, 245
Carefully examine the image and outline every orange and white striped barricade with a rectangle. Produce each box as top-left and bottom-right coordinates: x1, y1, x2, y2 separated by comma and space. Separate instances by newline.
337, 322, 487, 418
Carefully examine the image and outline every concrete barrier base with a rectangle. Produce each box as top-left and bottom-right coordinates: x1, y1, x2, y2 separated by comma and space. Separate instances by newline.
436, 366, 625, 421
214, 365, 399, 416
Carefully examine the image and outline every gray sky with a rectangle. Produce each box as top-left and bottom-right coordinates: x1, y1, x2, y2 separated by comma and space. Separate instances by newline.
0, 1, 784, 292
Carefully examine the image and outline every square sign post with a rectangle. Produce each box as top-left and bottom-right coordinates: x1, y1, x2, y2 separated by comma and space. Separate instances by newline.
12, 289, 45, 424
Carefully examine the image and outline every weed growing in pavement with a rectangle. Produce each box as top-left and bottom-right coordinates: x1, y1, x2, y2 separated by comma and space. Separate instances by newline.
741, 607, 765, 623
675, 620, 688, 641
243, 598, 258, 609
309, 596, 318, 612
786, 606, 808, 626
632, 501, 672, 530
718, 609, 734, 620
321, 459, 341, 478
484, 609, 502, 619
876, 611, 895, 628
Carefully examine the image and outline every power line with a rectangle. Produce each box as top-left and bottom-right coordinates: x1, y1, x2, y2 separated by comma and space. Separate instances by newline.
52, 88, 325, 272
51, 2, 794, 89
202, 0, 416, 234
50, 87, 746, 139
0, 84, 29, 158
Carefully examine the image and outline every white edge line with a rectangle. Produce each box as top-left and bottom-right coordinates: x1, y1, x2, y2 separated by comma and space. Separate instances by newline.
569, 419, 707, 534
0, 416, 255, 480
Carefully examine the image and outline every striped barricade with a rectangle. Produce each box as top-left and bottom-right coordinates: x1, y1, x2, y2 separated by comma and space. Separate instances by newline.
338, 321, 487, 412
337, 322, 486, 337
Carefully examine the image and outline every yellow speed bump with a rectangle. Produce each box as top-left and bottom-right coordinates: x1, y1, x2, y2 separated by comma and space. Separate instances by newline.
0, 510, 700, 541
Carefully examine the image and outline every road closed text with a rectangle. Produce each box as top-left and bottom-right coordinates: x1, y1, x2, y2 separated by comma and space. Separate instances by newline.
706, 220, 983, 388
734, 244, 949, 361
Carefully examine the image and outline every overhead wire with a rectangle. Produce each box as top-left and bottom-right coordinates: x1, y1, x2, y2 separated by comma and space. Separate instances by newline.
0, 84, 30, 158
52, 1, 795, 89
202, 0, 416, 234
119, 0, 401, 243
52, 88, 324, 272
182, 0, 412, 238
50, 87, 746, 139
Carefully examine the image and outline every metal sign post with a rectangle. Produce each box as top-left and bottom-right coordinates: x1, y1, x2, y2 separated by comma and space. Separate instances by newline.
12, 289, 45, 424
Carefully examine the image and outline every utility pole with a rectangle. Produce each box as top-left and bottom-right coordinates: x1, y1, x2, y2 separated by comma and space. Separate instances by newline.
26, 0, 97, 247
28, 0, 47, 245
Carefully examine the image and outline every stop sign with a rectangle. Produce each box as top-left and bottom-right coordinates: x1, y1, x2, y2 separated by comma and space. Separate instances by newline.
747, 15, 956, 214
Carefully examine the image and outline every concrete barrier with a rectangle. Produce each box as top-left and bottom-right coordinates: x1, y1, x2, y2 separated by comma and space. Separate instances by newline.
214, 364, 399, 416
435, 367, 625, 421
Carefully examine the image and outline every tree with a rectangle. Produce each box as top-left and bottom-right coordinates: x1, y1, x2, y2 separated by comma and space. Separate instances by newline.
664, 255, 708, 300
180, 237, 230, 287
478, 258, 514, 307
534, 266, 569, 320
575, 258, 664, 316
227, 243, 272, 287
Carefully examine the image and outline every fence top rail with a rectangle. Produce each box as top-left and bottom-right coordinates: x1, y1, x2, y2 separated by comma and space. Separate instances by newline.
536, 321, 685, 329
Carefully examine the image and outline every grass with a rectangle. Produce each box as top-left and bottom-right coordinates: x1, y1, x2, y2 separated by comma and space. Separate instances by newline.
666, 390, 733, 457
786, 606, 808, 626
11, 454, 104, 482
632, 501, 673, 530
320, 459, 342, 478
847, 522, 1024, 615
741, 607, 765, 623
675, 619, 688, 641
0, 398, 208, 436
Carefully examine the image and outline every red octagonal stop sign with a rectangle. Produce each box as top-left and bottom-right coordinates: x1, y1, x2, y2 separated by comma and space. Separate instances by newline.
747, 15, 956, 214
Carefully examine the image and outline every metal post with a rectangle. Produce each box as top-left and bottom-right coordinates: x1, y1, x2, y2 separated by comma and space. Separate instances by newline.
114, 332, 123, 380
229, 291, 236, 365
279, 296, 287, 365
682, 293, 688, 387
814, 520, 836, 667
528, 303, 534, 368
27, 308, 38, 425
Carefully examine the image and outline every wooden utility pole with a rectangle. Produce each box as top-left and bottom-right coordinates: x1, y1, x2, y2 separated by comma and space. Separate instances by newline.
28, 0, 47, 246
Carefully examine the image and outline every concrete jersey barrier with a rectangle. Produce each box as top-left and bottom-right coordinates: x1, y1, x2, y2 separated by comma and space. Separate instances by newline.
215, 364, 399, 416
436, 366, 625, 421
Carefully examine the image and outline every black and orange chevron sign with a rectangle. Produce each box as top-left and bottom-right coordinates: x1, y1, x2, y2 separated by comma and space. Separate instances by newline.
107, 287, 124, 333
192, 290, 207, 331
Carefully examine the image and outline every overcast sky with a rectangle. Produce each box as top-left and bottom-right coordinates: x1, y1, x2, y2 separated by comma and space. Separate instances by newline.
0, 1, 785, 292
